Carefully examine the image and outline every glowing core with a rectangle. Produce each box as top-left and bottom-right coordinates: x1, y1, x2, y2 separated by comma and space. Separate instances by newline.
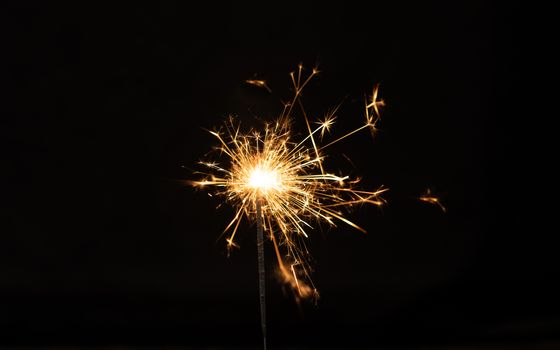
248, 168, 281, 190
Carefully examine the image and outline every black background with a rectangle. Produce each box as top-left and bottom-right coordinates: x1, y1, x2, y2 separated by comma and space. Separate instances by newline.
3, 1, 554, 349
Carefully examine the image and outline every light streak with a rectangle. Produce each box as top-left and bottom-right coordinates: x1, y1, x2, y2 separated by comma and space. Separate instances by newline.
245, 79, 272, 93
419, 188, 446, 213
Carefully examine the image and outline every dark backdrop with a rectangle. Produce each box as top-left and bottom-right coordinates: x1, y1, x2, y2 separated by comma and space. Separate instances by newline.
3, 1, 552, 348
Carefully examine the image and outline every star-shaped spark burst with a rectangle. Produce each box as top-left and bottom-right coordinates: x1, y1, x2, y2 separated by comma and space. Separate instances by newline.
192, 65, 387, 302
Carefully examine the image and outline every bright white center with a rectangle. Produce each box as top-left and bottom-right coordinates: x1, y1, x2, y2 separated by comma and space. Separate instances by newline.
248, 168, 280, 190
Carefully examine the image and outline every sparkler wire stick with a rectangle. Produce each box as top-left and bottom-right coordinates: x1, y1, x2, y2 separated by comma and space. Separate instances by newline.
192, 65, 387, 348
256, 197, 267, 350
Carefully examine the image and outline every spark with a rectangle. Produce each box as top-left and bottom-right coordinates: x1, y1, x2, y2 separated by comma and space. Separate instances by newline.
419, 188, 446, 213
315, 109, 337, 140
192, 65, 387, 300
365, 83, 385, 137
246, 79, 272, 93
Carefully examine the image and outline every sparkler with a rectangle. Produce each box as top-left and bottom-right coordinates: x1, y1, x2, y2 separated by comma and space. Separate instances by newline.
192, 65, 387, 349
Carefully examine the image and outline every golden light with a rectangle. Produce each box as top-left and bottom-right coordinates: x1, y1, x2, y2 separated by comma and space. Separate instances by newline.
192, 65, 387, 301
192, 65, 388, 349
247, 167, 281, 191
419, 188, 446, 213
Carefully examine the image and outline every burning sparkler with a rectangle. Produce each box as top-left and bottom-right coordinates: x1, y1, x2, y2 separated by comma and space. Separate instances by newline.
192, 65, 386, 349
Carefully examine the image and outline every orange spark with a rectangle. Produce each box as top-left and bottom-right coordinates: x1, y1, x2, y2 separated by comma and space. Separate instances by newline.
245, 79, 272, 93
419, 188, 446, 213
